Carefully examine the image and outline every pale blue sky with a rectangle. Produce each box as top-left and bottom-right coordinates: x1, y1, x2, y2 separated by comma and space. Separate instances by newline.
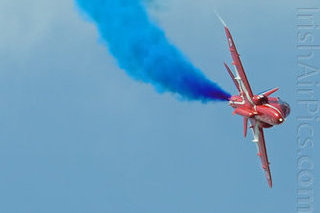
0, 0, 319, 212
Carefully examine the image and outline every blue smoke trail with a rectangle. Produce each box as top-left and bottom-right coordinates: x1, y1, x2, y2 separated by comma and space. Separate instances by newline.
75, 0, 231, 102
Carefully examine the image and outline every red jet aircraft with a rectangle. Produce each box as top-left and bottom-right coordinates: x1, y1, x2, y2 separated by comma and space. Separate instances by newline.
223, 26, 290, 188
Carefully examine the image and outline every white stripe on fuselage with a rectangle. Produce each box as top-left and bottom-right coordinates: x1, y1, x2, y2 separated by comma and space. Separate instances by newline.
265, 104, 283, 117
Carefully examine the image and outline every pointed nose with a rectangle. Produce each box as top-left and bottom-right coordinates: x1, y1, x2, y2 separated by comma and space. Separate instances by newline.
273, 112, 284, 124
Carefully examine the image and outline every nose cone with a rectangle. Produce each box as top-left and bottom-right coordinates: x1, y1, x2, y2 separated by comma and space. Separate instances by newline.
274, 112, 284, 124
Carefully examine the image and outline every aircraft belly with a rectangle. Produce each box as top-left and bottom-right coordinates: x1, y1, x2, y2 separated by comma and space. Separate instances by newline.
255, 115, 276, 126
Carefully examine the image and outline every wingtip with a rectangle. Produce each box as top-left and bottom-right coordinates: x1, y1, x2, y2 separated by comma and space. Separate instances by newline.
267, 173, 272, 188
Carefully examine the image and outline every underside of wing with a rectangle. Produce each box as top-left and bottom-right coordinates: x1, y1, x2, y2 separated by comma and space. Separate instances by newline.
224, 63, 241, 92
224, 27, 254, 104
249, 119, 273, 188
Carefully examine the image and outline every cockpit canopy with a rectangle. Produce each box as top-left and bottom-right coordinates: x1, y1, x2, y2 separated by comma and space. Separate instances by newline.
264, 97, 290, 118
278, 98, 290, 118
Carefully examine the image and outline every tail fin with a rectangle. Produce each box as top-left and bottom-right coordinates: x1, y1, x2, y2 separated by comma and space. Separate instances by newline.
224, 63, 240, 92
260, 88, 279, 97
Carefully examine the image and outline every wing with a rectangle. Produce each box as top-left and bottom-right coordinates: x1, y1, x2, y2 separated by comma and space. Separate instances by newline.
224, 63, 241, 92
249, 119, 273, 188
224, 27, 254, 104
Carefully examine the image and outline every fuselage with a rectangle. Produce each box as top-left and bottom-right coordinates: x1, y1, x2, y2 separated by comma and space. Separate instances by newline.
229, 95, 290, 128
